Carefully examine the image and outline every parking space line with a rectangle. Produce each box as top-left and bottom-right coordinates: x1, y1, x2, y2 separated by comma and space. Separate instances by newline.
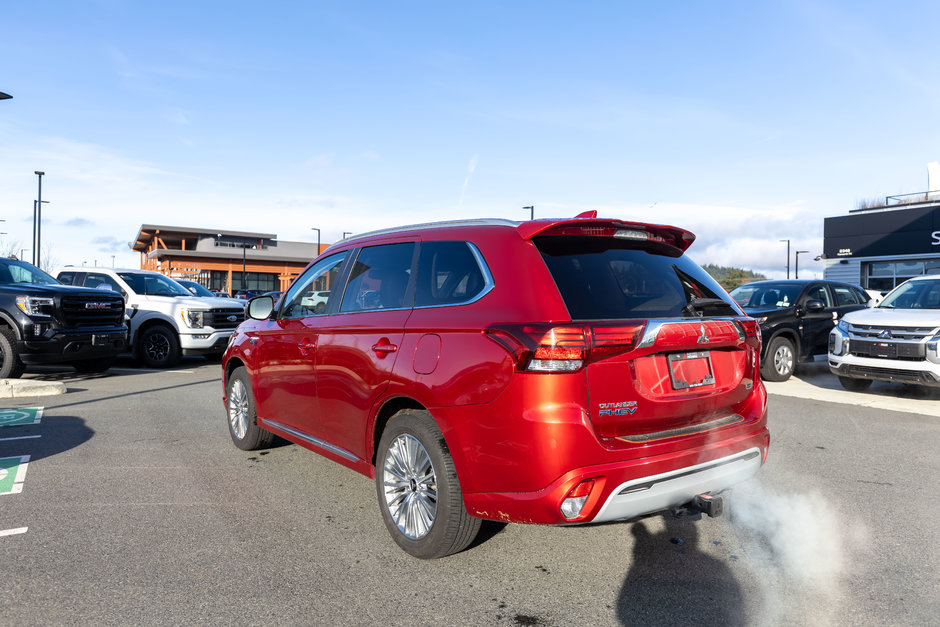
0, 527, 28, 537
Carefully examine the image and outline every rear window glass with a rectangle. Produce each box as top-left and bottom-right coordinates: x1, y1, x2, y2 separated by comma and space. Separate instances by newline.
415, 241, 487, 307
535, 236, 738, 320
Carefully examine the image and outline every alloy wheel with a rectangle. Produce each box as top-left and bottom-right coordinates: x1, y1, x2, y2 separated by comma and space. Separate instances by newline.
382, 434, 438, 539
228, 378, 249, 439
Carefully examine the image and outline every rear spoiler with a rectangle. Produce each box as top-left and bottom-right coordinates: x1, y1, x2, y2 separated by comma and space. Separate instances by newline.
515, 210, 696, 253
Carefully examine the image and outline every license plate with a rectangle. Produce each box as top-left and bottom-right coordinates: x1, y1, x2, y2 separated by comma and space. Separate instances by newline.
668, 351, 715, 390
871, 342, 896, 358
92, 334, 112, 346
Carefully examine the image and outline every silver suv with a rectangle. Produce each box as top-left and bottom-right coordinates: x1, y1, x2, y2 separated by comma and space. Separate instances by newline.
829, 275, 940, 389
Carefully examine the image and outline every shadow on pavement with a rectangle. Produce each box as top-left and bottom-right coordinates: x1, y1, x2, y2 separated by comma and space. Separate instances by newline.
616, 516, 745, 626
0, 415, 93, 464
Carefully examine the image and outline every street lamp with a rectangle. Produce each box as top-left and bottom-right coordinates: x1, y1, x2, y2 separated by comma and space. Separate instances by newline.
310, 227, 321, 255
523, 205, 534, 220
794, 250, 810, 279
342, 232, 352, 239
779, 239, 790, 279
33, 171, 45, 266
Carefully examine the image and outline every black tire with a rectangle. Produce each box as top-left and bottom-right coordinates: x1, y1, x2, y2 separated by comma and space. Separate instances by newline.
375, 409, 481, 559
225, 367, 275, 450
138, 325, 181, 368
71, 357, 116, 374
761, 336, 796, 382
0, 329, 25, 379
838, 376, 872, 391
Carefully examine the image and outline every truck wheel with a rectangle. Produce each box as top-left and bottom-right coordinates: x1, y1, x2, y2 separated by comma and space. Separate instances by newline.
72, 357, 116, 374
375, 409, 481, 559
838, 376, 872, 391
0, 329, 25, 379
226, 367, 274, 450
761, 336, 796, 382
138, 325, 181, 369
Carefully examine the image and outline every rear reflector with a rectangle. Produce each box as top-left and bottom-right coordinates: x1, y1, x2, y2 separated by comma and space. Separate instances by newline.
485, 322, 646, 373
560, 479, 595, 519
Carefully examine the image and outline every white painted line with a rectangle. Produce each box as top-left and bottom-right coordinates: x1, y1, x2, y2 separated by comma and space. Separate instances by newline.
0, 527, 28, 537
0, 435, 41, 442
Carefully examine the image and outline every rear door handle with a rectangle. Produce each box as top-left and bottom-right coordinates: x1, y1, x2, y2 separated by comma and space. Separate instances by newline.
372, 338, 398, 358
299, 339, 315, 355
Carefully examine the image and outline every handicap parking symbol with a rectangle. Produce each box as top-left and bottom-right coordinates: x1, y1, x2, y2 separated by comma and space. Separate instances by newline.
0, 455, 30, 495
0, 408, 42, 427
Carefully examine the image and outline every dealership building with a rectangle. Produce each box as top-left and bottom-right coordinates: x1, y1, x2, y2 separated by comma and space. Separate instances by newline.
823, 196, 940, 292
132, 224, 324, 294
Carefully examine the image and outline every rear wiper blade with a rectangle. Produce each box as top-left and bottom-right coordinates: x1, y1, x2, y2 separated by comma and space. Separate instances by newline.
682, 297, 734, 316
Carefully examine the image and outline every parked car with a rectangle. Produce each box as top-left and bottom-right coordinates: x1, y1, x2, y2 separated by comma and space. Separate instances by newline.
55, 267, 245, 368
211, 290, 231, 298
234, 290, 265, 300
729, 279, 871, 381
829, 275, 940, 389
222, 214, 769, 558
0, 257, 126, 377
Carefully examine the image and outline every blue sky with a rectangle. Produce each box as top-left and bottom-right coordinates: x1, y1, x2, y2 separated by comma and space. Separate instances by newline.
2, 1, 939, 277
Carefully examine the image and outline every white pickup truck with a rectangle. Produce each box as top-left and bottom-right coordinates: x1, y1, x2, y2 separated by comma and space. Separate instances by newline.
828, 275, 940, 389
54, 267, 245, 368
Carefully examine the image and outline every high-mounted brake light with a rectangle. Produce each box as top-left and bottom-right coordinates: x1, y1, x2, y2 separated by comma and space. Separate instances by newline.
484, 322, 646, 372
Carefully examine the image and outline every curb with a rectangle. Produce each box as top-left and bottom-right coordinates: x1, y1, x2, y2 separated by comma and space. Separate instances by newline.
0, 379, 67, 398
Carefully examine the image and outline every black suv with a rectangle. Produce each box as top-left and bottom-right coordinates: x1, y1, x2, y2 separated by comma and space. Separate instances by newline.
729, 279, 870, 381
0, 257, 127, 377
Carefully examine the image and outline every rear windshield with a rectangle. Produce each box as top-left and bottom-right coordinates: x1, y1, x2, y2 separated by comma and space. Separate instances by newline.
535, 236, 739, 320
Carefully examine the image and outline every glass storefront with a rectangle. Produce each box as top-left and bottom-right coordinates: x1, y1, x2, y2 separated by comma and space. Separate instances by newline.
866, 259, 940, 292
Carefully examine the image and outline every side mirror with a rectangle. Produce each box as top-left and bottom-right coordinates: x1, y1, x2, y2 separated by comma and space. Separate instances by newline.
804, 299, 825, 312
247, 295, 275, 320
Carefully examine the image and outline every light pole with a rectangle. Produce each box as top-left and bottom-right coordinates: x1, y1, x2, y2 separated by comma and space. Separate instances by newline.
310, 227, 321, 255
33, 171, 45, 267
795, 250, 809, 279
779, 239, 790, 279
523, 205, 534, 220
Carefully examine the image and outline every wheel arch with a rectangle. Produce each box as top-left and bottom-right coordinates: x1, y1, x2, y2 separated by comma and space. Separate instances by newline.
369, 395, 428, 468
765, 328, 800, 357
0, 312, 22, 340
133, 317, 179, 357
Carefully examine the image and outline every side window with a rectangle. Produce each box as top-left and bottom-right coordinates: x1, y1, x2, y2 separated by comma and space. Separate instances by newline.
833, 285, 859, 306
281, 252, 347, 319
415, 241, 488, 307
340, 243, 415, 313
84, 273, 124, 296
58, 271, 78, 285
806, 285, 833, 307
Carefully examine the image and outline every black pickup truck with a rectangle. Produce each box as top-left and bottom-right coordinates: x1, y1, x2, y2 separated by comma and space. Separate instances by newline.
0, 257, 127, 377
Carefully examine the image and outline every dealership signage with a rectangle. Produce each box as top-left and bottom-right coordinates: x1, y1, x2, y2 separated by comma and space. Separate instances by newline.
824, 204, 940, 258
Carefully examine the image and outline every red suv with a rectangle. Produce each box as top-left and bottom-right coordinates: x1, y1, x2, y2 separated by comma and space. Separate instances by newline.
222, 213, 769, 558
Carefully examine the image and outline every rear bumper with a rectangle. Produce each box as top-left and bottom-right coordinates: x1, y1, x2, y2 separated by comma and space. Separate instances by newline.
462, 426, 769, 525
592, 447, 762, 523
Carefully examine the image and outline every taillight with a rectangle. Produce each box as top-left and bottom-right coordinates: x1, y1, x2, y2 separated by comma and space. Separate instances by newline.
560, 479, 595, 519
484, 322, 646, 372
736, 317, 762, 350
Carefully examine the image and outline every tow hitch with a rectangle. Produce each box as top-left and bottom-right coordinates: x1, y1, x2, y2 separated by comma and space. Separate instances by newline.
672, 493, 723, 518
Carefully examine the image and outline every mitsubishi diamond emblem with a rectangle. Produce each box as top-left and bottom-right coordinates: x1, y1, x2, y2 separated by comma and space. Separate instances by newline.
696, 323, 710, 344
877, 329, 893, 339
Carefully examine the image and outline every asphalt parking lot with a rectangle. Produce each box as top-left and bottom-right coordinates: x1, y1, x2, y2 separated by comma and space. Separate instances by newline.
0, 357, 937, 625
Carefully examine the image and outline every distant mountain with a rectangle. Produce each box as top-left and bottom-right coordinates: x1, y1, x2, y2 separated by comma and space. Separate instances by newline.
702, 264, 767, 292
